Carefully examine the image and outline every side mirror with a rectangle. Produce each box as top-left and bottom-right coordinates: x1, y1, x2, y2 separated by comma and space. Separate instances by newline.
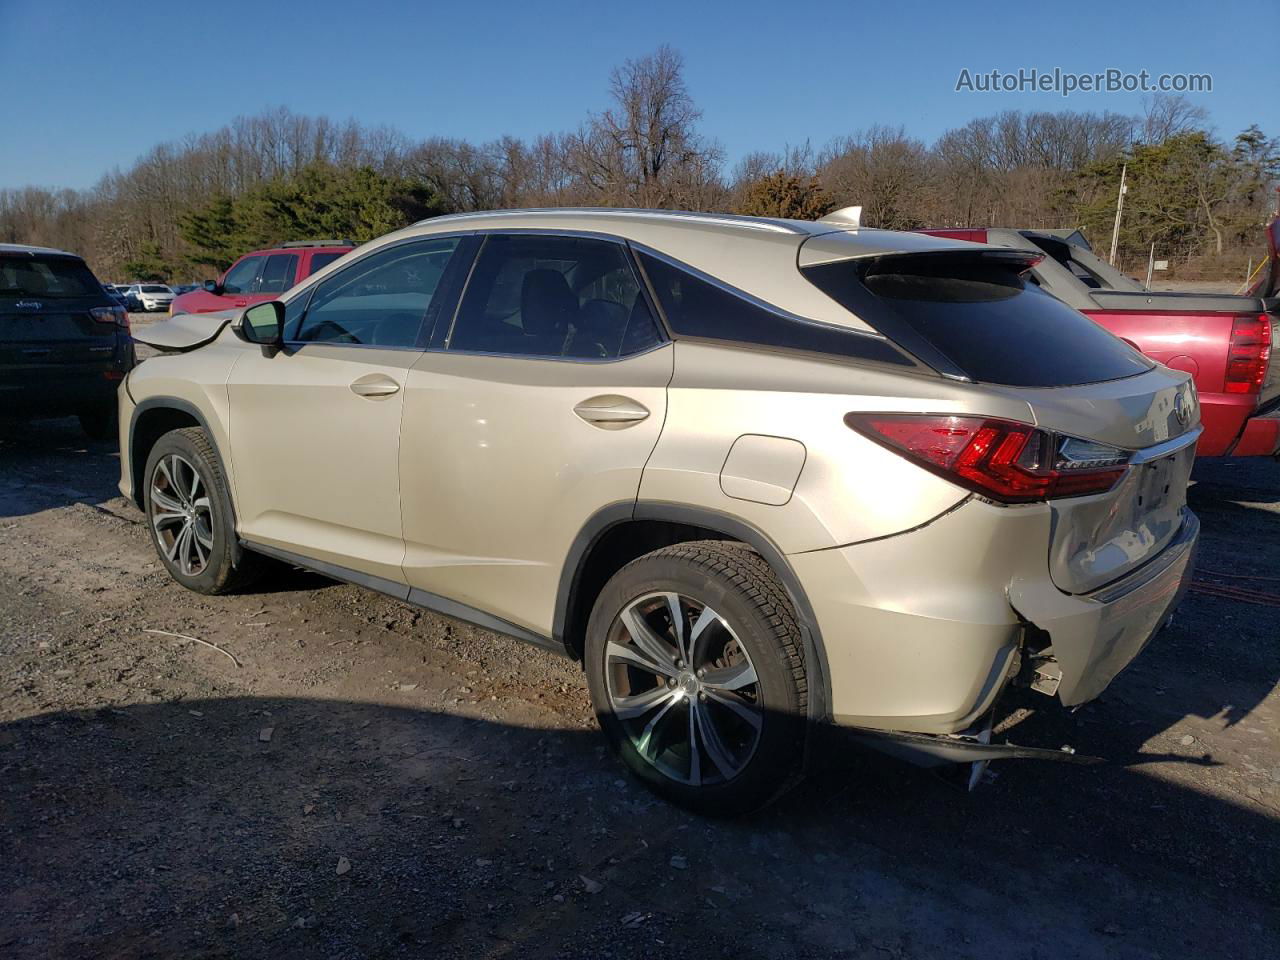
239, 301, 285, 347
203, 279, 221, 294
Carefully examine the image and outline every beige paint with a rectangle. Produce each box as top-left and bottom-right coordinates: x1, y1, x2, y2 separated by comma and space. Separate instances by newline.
719, 435, 807, 506
225, 343, 420, 583
120, 208, 1202, 741
399, 345, 673, 633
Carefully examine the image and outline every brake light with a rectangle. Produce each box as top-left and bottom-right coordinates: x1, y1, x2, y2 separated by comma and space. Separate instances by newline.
1224, 314, 1271, 394
90, 305, 129, 330
845, 414, 1130, 503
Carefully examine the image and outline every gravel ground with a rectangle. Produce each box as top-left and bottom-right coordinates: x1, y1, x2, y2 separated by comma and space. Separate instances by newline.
1, 406, 1277, 959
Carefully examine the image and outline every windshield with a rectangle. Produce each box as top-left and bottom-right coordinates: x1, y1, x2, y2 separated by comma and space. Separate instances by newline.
0, 254, 102, 298
141, 284, 171, 293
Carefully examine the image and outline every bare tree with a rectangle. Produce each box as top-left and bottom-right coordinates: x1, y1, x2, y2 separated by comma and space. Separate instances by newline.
1140, 94, 1210, 145
570, 45, 724, 208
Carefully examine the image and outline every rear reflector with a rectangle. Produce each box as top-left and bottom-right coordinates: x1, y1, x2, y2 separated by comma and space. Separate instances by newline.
845, 414, 1130, 503
1224, 314, 1271, 394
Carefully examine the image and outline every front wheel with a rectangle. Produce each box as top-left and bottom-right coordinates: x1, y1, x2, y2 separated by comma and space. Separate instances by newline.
584, 541, 808, 815
143, 427, 262, 594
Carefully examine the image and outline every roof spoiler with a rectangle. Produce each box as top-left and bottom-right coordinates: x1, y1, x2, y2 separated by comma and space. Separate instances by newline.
862, 248, 1045, 277
818, 205, 862, 228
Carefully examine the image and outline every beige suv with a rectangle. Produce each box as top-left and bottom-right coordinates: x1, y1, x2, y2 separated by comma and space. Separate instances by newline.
121, 208, 1201, 812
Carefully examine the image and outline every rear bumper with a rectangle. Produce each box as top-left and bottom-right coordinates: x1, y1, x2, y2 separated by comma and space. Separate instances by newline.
0, 363, 128, 418
1226, 405, 1280, 457
789, 499, 1197, 735
1009, 510, 1197, 706
1197, 392, 1278, 456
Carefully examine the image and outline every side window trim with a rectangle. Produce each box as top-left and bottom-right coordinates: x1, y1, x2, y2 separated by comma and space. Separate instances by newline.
283, 233, 473, 352
439, 229, 669, 363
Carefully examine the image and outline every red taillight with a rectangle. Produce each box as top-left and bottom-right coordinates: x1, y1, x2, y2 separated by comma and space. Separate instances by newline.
1224, 314, 1271, 395
845, 414, 1130, 503
90, 305, 130, 330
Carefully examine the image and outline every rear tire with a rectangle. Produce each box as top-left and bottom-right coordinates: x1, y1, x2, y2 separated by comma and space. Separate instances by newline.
78, 407, 118, 442
584, 541, 808, 816
143, 427, 263, 594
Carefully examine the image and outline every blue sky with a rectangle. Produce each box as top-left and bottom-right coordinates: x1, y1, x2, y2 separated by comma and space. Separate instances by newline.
0, 0, 1270, 189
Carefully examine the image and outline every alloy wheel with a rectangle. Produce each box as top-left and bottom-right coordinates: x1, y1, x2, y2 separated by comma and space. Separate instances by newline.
604, 592, 763, 786
149, 454, 215, 577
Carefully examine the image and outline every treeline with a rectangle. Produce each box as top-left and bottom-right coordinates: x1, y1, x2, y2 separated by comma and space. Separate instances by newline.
1, 46, 1275, 282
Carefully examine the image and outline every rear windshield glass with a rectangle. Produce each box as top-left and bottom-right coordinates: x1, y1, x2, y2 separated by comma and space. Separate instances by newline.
802, 254, 1154, 387
0, 254, 101, 299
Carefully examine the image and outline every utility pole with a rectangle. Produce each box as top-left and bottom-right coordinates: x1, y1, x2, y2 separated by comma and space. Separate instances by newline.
1145, 242, 1156, 288
1108, 163, 1128, 266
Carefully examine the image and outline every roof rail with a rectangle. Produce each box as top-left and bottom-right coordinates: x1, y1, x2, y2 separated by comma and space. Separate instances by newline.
415, 208, 807, 235
279, 239, 355, 249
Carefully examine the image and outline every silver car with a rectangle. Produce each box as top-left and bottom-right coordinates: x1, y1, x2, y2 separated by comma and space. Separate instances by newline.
121, 208, 1201, 812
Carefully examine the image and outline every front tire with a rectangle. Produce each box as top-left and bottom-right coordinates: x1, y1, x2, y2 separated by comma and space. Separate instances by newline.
584, 541, 808, 815
143, 427, 261, 594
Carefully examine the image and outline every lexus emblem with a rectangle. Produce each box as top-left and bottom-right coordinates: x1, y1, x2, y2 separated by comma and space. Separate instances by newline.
1174, 392, 1191, 426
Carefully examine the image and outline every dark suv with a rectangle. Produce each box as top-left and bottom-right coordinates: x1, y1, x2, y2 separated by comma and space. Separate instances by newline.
1, 244, 134, 440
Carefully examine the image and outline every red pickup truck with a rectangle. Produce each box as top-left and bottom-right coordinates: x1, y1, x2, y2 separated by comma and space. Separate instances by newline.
169, 240, 353, 317
919, 227, 1279, 457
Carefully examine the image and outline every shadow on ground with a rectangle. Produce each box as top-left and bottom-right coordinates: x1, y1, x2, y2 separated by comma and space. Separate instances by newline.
0, 417, 122, 518
2, 687, 1276, 960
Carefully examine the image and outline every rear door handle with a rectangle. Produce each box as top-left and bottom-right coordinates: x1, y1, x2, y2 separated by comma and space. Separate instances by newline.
573, 395, 650, 427
349, 374, 401, 399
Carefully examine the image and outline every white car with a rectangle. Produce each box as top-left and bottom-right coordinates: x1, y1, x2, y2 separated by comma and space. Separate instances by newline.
126, 283, 175, 312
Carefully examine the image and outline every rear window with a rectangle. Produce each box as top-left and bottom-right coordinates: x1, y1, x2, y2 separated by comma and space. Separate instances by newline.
0, 254, 101, 298
802, 254, 1154, 387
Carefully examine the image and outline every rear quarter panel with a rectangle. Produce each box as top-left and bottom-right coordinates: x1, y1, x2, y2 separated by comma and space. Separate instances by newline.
639, 341, 1037, 553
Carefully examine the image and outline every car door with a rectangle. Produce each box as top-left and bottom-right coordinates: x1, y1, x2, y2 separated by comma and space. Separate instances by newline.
400, 232, 673, 639
215, 255, 266, 311
226, 235, 467, 584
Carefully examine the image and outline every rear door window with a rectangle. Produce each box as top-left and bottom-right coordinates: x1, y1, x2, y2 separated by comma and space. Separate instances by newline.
802, 253, 1154, 387
0, 254, 101, 298
448, 234, 664, 359
256, 253, 299, 294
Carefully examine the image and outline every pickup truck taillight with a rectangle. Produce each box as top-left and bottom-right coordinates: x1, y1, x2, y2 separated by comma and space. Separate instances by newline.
90, 305, 130, 329
1224, 314, 1271, 394
845, 414, 1130, 503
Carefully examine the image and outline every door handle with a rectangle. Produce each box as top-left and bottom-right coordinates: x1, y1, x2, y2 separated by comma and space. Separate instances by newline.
349, 374, 401, 398
573, 395, 650, 427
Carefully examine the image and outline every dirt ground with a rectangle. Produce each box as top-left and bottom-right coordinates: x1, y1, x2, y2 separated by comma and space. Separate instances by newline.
1, 407, 1278, 959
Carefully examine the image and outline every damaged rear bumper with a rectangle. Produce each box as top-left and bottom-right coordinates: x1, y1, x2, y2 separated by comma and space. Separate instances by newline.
790, 498, 1198, 743
1009, 510, 1198, 707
